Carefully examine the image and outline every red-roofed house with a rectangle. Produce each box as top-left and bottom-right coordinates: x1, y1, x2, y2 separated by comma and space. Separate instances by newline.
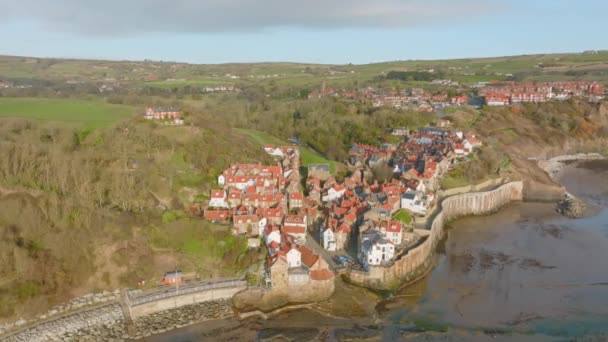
289, 192, 304, 210
233, 215, 260, 235
258, 207, 284, 225
284, 214, 307, 228
227, 191, 242, 207
386, 221, 403, 245
204, 210, 231, 222
282, 226, 306, 241
485, 93, 510, 106
209, 190, 228, 208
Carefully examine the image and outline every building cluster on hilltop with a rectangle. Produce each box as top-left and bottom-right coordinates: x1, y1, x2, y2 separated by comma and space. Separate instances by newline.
308, 84, 468, 112
143, 107, 184, 125
201, 145, 334, 289
481, 81, 605, 106
200, 119, 483, 284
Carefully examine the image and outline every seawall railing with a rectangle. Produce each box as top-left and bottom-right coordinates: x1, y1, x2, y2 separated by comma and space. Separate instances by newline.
127, 279, 246, 306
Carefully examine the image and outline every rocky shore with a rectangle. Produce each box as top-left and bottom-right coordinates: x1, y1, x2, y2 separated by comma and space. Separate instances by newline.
556, 193, 587, 218
538, 153, 605, 181
131, 299, 234, 340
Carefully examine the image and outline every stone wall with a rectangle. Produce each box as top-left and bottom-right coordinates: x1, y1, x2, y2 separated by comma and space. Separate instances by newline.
0, 290, 120, 337
347, 181, 524, 289
233, 278, 335, 312
1, 303, 125, 342
128, 284, 246, 319
438, 177, 509, 199
1, 280, 248, 341
131, 299, 233, 340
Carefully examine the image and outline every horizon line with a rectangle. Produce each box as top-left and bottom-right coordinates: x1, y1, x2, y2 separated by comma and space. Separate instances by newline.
1, 49, 607, 67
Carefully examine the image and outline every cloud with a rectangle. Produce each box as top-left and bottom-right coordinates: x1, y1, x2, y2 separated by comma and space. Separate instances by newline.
1, 0, 498, 36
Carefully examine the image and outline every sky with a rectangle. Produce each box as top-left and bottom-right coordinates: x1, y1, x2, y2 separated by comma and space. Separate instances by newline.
0, 0, 606, 64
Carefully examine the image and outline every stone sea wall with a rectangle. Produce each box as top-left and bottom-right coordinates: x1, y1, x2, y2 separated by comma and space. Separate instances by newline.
131, 299, 233, 340
0, 290, 121, 337
128, 281, 246, 319
347, 181, 524, 289
233, 278, 335, 313
1, 303, 125, 342
1, 280, 247, 341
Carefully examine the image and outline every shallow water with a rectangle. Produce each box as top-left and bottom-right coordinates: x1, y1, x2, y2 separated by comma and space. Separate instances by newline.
152, 160, 608, 341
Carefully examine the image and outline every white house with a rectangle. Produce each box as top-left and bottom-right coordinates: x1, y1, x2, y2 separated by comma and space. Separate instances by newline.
322, 186, 346, 202
416, 181, 427, 194
386, 221, 403, 245
265, 230, 281, 246
401, 191, 428, 215
360, 230, 395, 268
257, 217, 268, 237
323, 227, 337, 251
286, 248, 302, 268
209, 190, 228, 208
218, 175, 226, 186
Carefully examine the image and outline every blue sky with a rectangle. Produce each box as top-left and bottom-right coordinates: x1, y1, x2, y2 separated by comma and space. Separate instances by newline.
0, 0, 606, 64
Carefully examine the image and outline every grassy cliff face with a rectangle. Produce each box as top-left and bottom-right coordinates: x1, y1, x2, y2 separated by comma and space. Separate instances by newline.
0, 117, 267, 320
441, 101, 608, 188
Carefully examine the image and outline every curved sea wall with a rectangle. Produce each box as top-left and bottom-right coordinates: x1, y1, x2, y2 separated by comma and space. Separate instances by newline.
347, 181, 524, 289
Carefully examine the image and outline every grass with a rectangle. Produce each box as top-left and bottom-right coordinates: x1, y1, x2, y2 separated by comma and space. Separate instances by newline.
393, 209, 412, 225
0, 97, 136, 128
237, 128, 338, 174
440, 167, 471, 190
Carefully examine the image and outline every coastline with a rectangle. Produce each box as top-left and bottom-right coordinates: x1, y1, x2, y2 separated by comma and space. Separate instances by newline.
537, 153, 605, 181
3, 155, 606, 340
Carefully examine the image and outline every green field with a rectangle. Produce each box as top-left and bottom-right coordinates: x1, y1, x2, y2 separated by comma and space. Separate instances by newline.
0, 97, 136, 127
393, 209, 412, 225
237, 128, 338, 174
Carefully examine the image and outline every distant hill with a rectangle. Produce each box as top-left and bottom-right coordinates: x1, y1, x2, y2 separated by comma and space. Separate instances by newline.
1, 51, 607, 89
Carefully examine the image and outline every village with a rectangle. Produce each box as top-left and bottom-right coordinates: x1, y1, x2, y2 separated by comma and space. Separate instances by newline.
197, 119, 482, 292
308, 80, 605, 111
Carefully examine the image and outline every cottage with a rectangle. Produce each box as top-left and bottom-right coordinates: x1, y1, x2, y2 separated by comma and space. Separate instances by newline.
209, 190, 228, 208
323, 227, 337, 251
401, 192, 428, 215
386, 221, 403, 245
289, 192, 304, 210
233, 215, 260, 235
286, 247, 302, 268
204, 210, 231, 222
360, 230, 395, 268
322, 185, 346, 202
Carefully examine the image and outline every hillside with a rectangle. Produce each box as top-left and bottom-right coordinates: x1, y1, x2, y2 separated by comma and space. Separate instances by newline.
0, 117, 269, 319
2, 51, 608, 90
0, 52, 607, 322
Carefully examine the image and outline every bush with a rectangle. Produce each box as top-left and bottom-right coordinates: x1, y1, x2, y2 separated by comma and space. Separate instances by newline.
161, 210, 183, 224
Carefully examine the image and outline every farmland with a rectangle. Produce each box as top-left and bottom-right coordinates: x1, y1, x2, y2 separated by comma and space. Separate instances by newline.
0, 97, 137, 127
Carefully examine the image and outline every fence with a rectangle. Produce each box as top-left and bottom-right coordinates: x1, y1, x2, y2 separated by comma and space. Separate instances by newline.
127, 279, 246, 307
